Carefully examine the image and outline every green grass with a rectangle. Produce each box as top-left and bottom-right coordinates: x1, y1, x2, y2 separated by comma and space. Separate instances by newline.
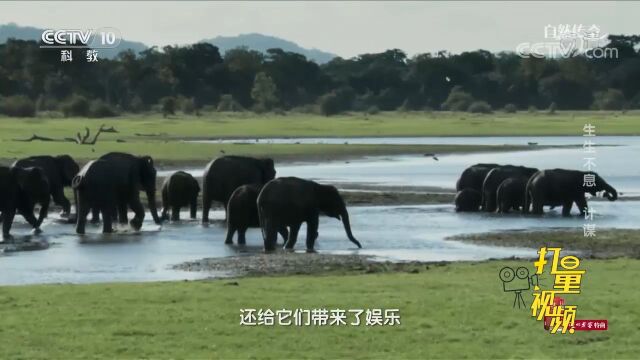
1, 111, 639, 139
1, 259, 638, 359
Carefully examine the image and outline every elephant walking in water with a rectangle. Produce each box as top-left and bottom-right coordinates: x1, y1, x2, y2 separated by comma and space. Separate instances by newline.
496, 177, 528, 213
524, 169, 618, 216
481, 165, 538, 212
201, 156, 275, 223
257, 177, 361, 252
455, 163, 500, 212
225, 184, 288, 245
0, 166, 50, 239
12, 155, 79, 217
73, 153, 161, 234
456, 163, 500, 192
161, 171, 200, 221
454, 188, 482, 212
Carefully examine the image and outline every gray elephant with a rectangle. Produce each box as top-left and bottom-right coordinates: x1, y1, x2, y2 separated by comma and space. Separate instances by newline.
202, 156, 275, 223
496, 177, 528, 213
524, 169, 618, 216
454, 188, 482, 212
456, 163, 500, 192
0, 166, 50, 239
481, 165, 538, 212
225, 184, 288, 245
257, 177, 361, 252
73, 153, 161, 234
161, 171, 200, 221
12, 155, 79, 217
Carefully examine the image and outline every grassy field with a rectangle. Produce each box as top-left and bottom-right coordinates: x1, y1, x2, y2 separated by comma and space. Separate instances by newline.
1, 110, 636, 165
0, 258, 637, 359
1, 111, 639, 139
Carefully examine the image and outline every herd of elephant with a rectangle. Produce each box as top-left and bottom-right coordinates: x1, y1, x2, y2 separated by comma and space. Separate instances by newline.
454, 163, 618, 215
0, 153, 361, 252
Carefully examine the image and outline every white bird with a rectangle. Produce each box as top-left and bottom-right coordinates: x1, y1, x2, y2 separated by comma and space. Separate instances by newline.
445, 76, 451, 82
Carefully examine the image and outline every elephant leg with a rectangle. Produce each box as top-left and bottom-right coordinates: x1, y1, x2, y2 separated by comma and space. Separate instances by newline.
171, 205, 180, 221
129, 196, 145, 231
305, 214, 320, 252
285, 223, 301, 250
90, 208, 100, 223
161, 187, 169, 221
17, 204, 39, 231
101, 207, 114, 233
190, 198, 198, 220
117, 201, 128, 225
225, 224, 236, 244
562, 201, 573, 217
278, 227, 289, 243
576, 197, 588, 216
262, 219, 279, 252
75, 195, 90, 235
237, 227, 247, 246
2, 207, 16, 240
531, 198, 544, 215
52, 186, 71, 216
202, 193, 211, 224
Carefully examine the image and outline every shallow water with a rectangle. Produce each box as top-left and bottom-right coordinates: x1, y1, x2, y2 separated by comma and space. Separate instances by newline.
3, 136, 638, 285
187, 135, 636, 146
1, 200, 638, 285
164, 136, 640, 196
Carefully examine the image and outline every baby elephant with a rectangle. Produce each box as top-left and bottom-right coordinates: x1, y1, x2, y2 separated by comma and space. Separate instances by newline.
225, 184, 288, 245
161, 171, 200, 221
454, 188, 482, 212
496, 177, 528, 213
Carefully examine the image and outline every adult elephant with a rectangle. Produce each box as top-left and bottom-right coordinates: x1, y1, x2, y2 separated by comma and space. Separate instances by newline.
454, 188, 482, 212
496, 177, 528, 213
524, 169, 618, 216
73, 153, 161, 234
257, 177, 361, 252
161, 171, 200, 221
225, 184, 288, 245
0, 166, 50, 239
97, 152, 161, 227
482, 165, 538, 212
456, 163, 500, 192
202, 156, 275, 223
12, 155, 79, 217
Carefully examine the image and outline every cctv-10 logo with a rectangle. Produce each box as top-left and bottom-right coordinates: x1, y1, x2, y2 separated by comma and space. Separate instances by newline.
40, 28, 122, 49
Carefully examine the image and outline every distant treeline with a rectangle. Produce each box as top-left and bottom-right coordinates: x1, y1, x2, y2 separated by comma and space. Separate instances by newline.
1, 35, 639, 117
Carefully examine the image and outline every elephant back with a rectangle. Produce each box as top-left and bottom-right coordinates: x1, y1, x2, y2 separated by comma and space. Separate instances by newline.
13, 156, 61, 189
204, 156, 272, 203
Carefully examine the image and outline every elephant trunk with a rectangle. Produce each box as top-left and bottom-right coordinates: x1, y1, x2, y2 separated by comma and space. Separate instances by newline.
341, 209, 361, 248
147, 189, 162, 224
602, 183, 618, 201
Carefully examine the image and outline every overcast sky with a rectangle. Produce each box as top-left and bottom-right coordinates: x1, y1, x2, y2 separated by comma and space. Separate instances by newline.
1, 1, 637, 58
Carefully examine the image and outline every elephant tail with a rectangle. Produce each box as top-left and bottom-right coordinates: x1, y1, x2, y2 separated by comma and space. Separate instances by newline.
523, 184, 531, 214
71, 174, 84, 190
495, 187, 503, 213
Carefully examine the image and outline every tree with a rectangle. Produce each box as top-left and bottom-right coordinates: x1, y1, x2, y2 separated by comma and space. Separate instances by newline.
251, 72, 279, 111
160, 96, 176, 117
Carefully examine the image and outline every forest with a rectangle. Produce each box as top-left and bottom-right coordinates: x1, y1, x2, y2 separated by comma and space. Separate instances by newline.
0, 35, 639, 117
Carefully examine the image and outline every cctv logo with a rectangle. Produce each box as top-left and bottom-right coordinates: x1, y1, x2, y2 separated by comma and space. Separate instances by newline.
41, 29, 93, 47
40, 28, 121, 49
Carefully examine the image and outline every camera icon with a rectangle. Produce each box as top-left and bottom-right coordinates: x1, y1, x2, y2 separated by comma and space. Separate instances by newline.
499, 266, 539, 308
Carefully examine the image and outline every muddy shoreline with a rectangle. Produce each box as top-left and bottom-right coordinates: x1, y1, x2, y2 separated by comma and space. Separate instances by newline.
173, 228, 640, 279
174, 252, 453, 278
447, 228, 640, 259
